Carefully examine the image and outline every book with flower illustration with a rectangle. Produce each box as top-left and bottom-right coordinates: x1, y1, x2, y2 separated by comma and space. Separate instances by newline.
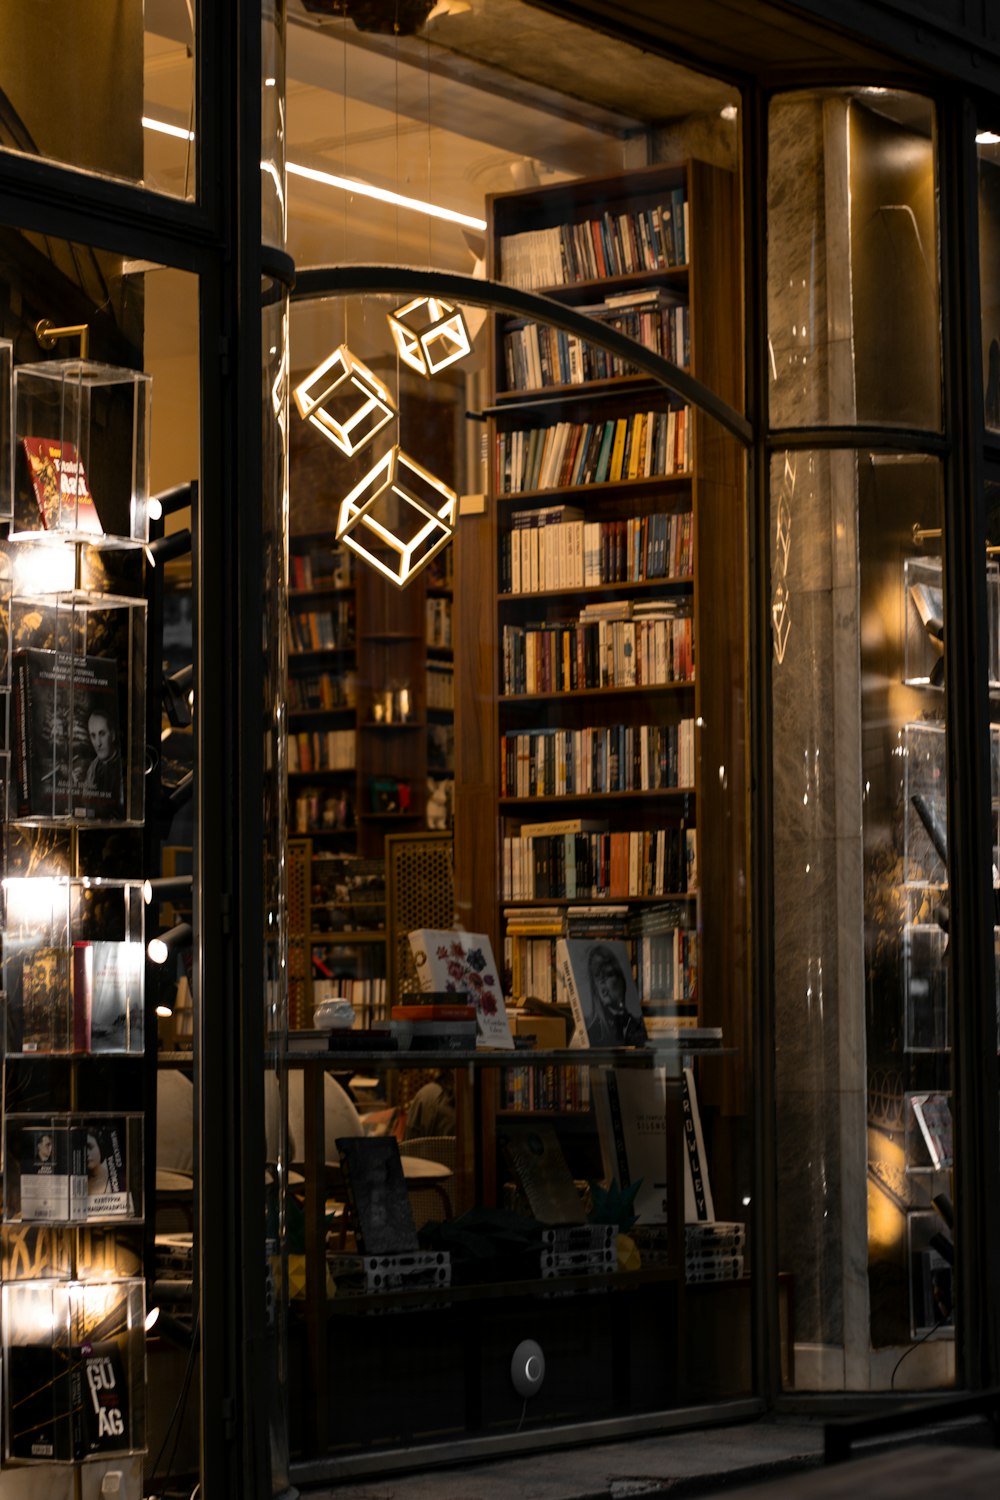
407, 930, 514, 1049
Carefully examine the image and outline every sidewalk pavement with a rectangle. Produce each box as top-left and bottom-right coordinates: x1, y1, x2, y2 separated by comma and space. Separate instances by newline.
298, 1412, 999, 1500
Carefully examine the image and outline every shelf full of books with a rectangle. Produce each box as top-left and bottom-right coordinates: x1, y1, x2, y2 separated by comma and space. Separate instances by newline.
0, 350, 154, 1472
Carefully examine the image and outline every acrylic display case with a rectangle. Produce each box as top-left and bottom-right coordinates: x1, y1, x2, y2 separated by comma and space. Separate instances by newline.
904, 1090, 953, 1173
907, 1210, 954, 1341
903, 721, 948, 890
1, 1278, 145, 1462
7, 588, 146, 827
903, 556, 945, 689
4, 1114, 144, 1226
3, 878, 145, 1055
11, 361, 151, 547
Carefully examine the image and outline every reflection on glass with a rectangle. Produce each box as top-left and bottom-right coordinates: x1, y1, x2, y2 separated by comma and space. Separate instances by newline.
979, 138, 1000, 432
768, 90, 940, 432
770, 450, 954, 1391
0, 6, 196, 199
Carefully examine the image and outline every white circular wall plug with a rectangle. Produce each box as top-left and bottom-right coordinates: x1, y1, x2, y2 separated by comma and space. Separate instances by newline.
510, 1338, 545, 1398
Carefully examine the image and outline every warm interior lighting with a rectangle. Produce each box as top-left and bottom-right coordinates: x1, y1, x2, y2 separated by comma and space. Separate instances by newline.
388, 297, 473, 376
142, 116, 194, 142
155, 1004, 174, 1019
148, 921, 193, 965
142, 116, 487, 229
977, 130, 1000, 145
336, 446, 456, 588
293, 346, 396, 456
286, 161, 486, 231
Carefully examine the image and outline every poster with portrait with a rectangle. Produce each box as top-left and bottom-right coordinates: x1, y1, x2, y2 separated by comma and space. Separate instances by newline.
12, 648, 123, 821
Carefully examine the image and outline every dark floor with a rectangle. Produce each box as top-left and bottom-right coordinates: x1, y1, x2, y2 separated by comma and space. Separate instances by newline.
296, 1411, 1000, 1500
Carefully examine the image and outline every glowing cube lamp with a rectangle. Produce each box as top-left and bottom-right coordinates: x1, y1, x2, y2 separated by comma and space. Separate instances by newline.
292, 345, 395, 457
336, 446, 456, 588
387, 297, 472, 377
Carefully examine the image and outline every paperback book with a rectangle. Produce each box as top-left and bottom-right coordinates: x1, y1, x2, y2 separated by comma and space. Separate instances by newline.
13, 648, 124, 821
500, 1122, 586, 1225
408, 930, 514, 1048
72, 940, 144, 1053
556, 937, 646, 1048
71, 1119, 132, 1219
16, 1123, 71, 1221
8, 943, 72, 1053
335, 1136, 419, 1255
18, 436, 103, 536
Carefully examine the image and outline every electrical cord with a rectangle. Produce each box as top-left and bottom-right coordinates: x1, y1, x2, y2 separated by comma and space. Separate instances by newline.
146, 1310, 200, 1497
890, 1309, 952, 1390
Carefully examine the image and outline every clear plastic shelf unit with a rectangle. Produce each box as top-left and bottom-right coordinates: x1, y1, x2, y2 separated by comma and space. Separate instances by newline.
12, 360, 151, 547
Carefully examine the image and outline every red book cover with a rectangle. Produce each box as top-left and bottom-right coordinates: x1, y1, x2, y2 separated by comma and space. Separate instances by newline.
390, 1004, 477, 1022
20, 437, 102, 535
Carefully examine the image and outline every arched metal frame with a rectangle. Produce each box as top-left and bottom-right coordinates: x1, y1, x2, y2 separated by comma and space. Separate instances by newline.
290, 264, 752, 447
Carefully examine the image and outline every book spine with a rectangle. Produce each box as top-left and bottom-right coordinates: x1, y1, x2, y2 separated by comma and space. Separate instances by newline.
72, 942, 93, 1052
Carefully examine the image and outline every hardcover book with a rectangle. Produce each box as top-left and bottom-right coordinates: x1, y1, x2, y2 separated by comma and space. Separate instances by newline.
335, 1136, 419, 1255
71, 1119, 132, 1219
407, 930, 514, 1049
13, 648, 124, 821
500, 1122, 585, 1225
556, 938, 646, 1048
17, 1124, 71, 1221
18, 436, 103, 536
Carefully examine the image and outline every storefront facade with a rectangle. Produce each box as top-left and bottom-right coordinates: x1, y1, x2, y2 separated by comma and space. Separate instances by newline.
0, 3, 998, 1498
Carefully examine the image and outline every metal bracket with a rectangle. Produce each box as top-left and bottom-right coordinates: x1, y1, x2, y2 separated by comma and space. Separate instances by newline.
34, 319, 89, 358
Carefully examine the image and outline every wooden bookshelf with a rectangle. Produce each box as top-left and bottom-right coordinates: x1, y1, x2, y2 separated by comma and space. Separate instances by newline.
454, 158, 748, 1109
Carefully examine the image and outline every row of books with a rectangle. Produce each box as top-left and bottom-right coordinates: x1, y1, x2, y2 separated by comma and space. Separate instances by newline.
426, 660, 454, 711
7, 940, 143, 1055
287, 729, 355, 774
498, 193, 689, 289
502, 507, 693, 594
501, 293, 689, 391
501, 607, 694, 695
502, 827, 695, 901
496, 407, 690, 494
505, 930, 698, 1010
289, 544, 351, 591
288, 604, 355, 654
8, 1115, 136, 1223
499, 1063, 592, 1113
637, 926, 699, 1005
426, 596, 452, 649
287, 669, 357, 713
291, 787, 355, 835
501, 720, 696, 797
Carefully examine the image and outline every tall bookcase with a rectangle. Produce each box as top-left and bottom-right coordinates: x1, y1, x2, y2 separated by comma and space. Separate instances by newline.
454, 158, 748, 1108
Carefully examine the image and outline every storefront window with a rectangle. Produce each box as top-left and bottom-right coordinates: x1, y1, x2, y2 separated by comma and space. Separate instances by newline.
0, 1, 197, 199
768, 90, 941, 433
769, 87, 953, 1393
280, 2, 751, 1473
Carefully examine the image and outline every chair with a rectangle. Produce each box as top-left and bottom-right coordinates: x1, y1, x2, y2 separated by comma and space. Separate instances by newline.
399, 1134, 457, 1228
155, 1068, 195, 1234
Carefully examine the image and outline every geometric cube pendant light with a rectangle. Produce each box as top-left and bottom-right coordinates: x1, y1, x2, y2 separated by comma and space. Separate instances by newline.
292, 344, 396, 457
387, 297, 472, 377
336, 445, 457, 588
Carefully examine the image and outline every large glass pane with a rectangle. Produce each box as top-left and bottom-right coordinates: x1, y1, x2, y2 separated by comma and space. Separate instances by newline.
281, 2, 751, 1472
0, 1, 196, 199
768, 90, 941, 432
770, 448, 954, 1391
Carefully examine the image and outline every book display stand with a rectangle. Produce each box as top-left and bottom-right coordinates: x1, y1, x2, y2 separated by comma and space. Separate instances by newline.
0, 352, 151, 1473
